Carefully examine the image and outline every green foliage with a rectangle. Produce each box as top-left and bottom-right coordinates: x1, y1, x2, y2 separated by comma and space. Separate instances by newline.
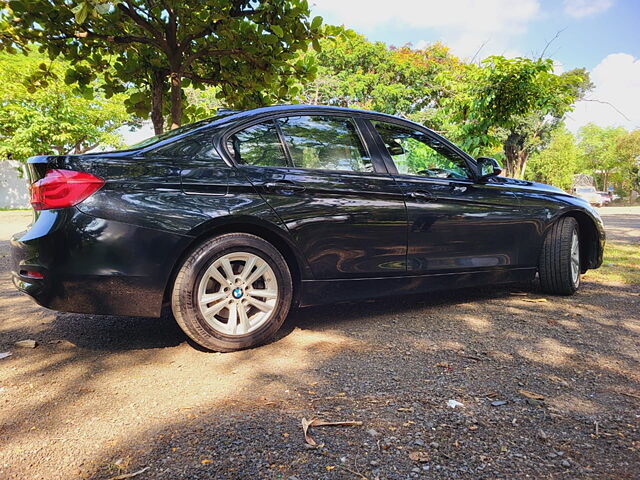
0, 0, 337, 133
615, 130, 640, 193
300, 34, 462, 118
578, 123, 627, 172
577, 123, 627, 190
0, 51, 130, 161
526, 127, 580, 190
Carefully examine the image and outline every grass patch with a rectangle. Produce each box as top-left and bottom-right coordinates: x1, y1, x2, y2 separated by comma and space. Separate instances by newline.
584, 241, 640, 285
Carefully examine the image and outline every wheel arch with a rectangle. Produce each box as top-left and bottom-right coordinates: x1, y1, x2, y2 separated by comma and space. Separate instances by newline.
162, 216, 310, 309
552, 210, 603, 272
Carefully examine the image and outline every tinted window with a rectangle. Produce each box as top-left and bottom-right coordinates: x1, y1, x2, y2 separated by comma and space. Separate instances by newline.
227, 121, 287, 167
154, 130, 218, 158
372, 121, 471, 179
128, 113, 234, 150
277, 116, 372, 172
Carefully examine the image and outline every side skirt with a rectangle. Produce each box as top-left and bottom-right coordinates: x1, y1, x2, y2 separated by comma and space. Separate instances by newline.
299, 268, 536, 307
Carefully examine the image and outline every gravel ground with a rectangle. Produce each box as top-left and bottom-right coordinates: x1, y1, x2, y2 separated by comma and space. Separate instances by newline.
0, 208, 639, 480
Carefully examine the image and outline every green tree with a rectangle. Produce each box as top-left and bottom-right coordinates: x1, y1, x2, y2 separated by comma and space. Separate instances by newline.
525, 127, 579, 190
614, 130, 640, 195
577, 123, 627, 190
301, 34, 462, 119
441, 57, 590, 178
0, 51, 131, 161
1, 0, 334, 134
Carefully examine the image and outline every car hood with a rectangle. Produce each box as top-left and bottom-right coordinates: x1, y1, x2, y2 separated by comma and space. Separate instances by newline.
494, 177, 566, 194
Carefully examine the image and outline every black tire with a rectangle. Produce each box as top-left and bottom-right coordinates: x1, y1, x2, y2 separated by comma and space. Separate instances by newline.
538, 217, 581, 295
171, 233, 293, 352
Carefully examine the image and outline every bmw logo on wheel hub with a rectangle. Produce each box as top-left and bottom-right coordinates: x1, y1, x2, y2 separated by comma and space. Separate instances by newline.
232, 287, 244, 299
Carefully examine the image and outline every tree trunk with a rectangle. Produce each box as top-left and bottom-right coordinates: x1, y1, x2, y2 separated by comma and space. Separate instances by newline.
151, 70, 166, 135
170, 72, 182, 130
504, 144, 518, 177
503, 132, 528, 178
517, 151, 529, 179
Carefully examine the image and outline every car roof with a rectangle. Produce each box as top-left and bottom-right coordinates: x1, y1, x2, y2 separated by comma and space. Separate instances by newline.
208, 104, 413, 127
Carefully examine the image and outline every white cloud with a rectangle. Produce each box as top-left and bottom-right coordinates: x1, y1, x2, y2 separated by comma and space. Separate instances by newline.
566, 53, 640, 132
563, 0, 613, 18
312, 0, 540, 58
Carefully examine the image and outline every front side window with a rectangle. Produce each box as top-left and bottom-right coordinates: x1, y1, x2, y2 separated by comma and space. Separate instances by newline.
277, 115, 372, 172
372, 121, 471, 180
227, 121, 287, 167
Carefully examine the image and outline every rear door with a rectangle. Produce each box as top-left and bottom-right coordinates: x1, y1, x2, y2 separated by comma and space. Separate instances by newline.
225, 113, 408, 279
365, 118, 524, 274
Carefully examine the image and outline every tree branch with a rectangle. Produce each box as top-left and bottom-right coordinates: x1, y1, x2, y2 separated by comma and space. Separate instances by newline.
117, 1, 166, 47
582, 98, 631, 121
538, 28, 567, 60
73, 31, 160, 47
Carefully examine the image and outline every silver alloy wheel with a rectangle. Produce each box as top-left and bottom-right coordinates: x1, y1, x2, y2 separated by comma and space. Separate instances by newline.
570, 230, 580, 286
197, 252, 278, 336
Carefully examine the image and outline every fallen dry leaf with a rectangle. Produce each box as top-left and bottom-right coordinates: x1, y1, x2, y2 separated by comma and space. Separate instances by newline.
409, 451, 430, 462
519, 389, 545, 400
301, 418, 363, 446
200, 459, 212, 465
107, 467, 150, 480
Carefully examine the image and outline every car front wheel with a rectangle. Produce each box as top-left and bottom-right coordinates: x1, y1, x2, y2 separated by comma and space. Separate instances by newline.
538, 216, 581, 295
171, 233, 293, 351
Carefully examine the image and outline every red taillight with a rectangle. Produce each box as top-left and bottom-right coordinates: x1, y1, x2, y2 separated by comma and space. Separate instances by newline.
30, 169, 104, 211
20, 270, 44, 279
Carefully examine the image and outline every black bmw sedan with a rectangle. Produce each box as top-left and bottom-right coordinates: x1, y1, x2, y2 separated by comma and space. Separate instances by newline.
11, 105, 605, 351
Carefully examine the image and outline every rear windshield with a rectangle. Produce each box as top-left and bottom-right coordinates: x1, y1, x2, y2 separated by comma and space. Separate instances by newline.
127, 114, 235, 150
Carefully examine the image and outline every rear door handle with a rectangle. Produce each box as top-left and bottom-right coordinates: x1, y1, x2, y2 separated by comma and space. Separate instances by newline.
263, 180, 306, 194
408, 190, 436, 202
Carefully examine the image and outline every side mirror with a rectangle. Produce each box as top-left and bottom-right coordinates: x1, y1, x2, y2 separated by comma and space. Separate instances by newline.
477, 157, 502, 179
386, 139, 405, 156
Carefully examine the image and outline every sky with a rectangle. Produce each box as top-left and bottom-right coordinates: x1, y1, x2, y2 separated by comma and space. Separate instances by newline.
310, 0, 640, 132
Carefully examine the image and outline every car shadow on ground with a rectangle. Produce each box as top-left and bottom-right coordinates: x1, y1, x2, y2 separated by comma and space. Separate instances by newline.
38, 283, 530, 353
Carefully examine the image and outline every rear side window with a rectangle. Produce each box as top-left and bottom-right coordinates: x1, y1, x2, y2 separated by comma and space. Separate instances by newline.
277, 115, 372, 172
227, 121, 287, 167
154, 131, 218, 158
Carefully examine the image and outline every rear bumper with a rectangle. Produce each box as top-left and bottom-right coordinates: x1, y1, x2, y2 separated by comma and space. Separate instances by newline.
11, 208, 192, 317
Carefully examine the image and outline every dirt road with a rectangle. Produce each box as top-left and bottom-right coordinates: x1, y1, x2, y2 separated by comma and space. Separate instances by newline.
1, 208, 638, 479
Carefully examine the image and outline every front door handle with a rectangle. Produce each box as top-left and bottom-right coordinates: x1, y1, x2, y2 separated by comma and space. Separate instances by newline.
263, 180, 306, 194
408, 190, 436, 202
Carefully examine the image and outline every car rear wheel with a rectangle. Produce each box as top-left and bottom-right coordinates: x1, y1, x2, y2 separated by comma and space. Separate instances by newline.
538, 216, 581, 295
171, 233, 293, 351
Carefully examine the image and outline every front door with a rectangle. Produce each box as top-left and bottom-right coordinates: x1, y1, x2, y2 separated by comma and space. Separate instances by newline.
366, 119, 524, 274
226, 114, 408, 279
